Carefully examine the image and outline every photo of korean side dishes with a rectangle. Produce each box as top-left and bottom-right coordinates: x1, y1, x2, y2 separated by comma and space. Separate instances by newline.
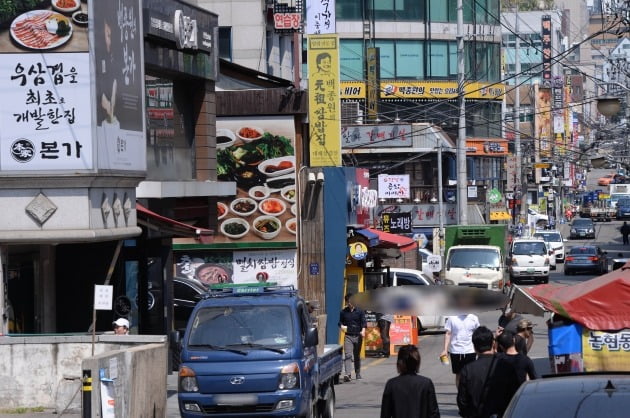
216, 120, 297, 243
0, 0, 88, 53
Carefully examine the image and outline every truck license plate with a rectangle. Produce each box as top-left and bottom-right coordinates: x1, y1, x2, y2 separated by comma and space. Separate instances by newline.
215, 394, 258, 405
526, 268, 535, 273
579, 232, 585, 236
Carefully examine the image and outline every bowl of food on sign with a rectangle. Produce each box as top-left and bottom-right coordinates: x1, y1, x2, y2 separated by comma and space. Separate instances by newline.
249, 185, 271, 201
217, 202, 228, 220
230, 197, 258, 217
52, 0, 81, 13
216, 128, 236, 149
291, 203, 297, 216
71, 10, 88, 26
220, 218, 250, 239
258, 156, 295, 177
233, 166, 265, 188
285, 218, 297, 235
259, 197, 286, 217
236, 126, 264, 143
231, 144, 265, 166
252, 216, 282, 240
280, 185, 296, 203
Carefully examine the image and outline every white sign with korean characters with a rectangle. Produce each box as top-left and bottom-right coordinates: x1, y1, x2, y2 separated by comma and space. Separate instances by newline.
377, 174, 410, 199
306, 0, 336, 35
0, 53, 93, 172
232, 249, 297, 288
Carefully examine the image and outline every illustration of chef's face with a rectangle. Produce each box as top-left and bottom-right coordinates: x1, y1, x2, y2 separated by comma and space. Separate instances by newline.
196, 265, 229, 285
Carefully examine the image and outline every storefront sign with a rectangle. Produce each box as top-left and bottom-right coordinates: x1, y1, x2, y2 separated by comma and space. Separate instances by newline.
349, 242, 368, 260
381, 212, 412, 234
174, 9, 198, 49
0, 54, 93, 172
375, 204, 457, 226
339, 81, 505, 100
582, 329, 630, 371
308, 35, 341, 166
541, 15, 552, 85
465, 140, 509, 156
273, 1, 303, 33
306, 0, 335, 34
341, 124, 412, 148
390, 315, 415, 348
378, 174, 410, 199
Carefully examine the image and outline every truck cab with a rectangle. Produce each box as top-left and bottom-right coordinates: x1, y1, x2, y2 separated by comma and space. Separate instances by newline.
176, 283, 342, 417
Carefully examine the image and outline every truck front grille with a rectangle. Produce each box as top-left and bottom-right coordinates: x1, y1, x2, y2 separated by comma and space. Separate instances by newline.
458, 283, 489, 289
203, 403, 276, 414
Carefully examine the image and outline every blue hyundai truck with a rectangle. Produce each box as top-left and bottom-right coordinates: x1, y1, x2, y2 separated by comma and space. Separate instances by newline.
175, 283, 342, 417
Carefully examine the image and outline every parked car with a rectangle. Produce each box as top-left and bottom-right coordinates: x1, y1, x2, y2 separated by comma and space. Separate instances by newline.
598, 173, 616, 186
508, 238, 550, 285
617, 198, 630, 220
569, 218, 595, 239
503, 373, 630, 418
173, 276, 206, 330
533, 230, 566, 263
564, 245, 608, 275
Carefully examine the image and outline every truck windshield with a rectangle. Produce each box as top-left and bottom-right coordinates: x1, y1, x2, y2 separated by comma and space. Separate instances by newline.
534, 232, 561, 243
448, 249, 500, 268
187, 305, 293, 348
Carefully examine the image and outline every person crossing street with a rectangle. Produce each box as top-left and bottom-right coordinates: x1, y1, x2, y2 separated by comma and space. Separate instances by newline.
339, 293, 367, 381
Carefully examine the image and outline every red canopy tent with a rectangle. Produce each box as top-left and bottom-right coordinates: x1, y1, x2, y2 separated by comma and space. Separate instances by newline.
525, 265, 630, 331
365, 228, 418, 253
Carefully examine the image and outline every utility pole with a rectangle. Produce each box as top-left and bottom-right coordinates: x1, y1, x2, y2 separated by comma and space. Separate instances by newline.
456, 0, 468, 224
514, 5, 526, 226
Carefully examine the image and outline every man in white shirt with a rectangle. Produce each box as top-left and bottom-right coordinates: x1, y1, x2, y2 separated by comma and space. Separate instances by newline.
440, 313, 480, 387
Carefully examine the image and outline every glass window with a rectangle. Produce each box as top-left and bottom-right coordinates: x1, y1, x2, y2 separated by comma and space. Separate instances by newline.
218, 27, 232, 60
376, 40, 396, 78
429, 41, 448, 77
396, 273, 427, 286
429, 0, 447, 22
448, 249, 500, 268
448, 42, 458, 77
337, 0, 363, 20
374, 0, 395, 20
340, 39, 364, 81
396, 40, 423, 78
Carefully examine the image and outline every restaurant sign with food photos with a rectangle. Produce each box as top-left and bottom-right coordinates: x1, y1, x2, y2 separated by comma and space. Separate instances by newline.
174, 250, 297, 288
0, 0, 146, 174
215, 116, 297, 248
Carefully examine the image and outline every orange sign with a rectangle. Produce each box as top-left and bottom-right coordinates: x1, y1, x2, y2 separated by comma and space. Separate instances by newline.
465, 140, 509, 156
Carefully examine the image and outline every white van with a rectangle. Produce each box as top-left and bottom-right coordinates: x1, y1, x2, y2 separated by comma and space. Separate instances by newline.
508, 238, 550, 285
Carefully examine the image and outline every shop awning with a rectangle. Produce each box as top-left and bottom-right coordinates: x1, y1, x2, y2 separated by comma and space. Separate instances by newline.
136, 203, 214, 244
366, 228, 418, 253
355, 228, 380, 246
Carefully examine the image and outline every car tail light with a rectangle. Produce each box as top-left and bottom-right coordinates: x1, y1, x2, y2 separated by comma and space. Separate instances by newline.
566, 256, 574, 261
589, 256, 599, 261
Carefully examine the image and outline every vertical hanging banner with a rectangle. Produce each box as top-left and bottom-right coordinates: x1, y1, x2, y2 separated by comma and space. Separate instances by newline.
535, 84, 552, 159
366, 47, 379, 122
541, 15, 552, 87
308, 34, 341, 166
305, 0, 336, 34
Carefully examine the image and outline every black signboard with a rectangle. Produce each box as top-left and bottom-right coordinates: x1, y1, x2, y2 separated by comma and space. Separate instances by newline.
381, 212, 412, 234
541, 15, 552, 84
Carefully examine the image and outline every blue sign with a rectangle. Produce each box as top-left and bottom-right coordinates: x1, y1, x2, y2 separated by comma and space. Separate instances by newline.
309, 263, 320, 275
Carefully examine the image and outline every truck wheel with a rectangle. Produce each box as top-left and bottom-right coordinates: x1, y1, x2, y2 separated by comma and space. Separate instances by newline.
300, 394, 318, 418
319, 385, 335, 418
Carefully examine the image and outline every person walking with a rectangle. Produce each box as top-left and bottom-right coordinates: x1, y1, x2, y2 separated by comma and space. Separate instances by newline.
440, 313, 480, 387
112, 318, 130, 335
339, 293, 367, 381
457, 326, 521, 418
496, 330, 538, 383
377, 312, 393, 358
621, 221, 630, 245
380, 344, 440, 418
515, 319, 535, 355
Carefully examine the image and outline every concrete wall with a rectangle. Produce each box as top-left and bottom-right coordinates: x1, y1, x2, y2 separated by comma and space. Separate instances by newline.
84, 342, 167, 418
0, 335, 166, 413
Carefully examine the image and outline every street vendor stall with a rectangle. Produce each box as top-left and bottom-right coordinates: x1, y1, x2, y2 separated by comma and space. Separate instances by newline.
511, 263, 630, 372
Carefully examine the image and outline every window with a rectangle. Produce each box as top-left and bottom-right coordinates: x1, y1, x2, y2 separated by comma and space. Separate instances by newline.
396, 273, 427, 286
429, 41, 448, 77
340, 39, 364, 81
218, 27, 232, 60
375, 40, 395, 78
336, 0, 363, 20
396, 40, 423, 78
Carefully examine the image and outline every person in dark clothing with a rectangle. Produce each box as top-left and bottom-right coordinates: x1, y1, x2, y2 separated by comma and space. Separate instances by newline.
496, 331, 538, 383
380, 344, 440, 418
377, 313, 393, 358
515, 319, 535, 355
457, 326, 520, 418
339, 293, 367, 381
497, 307, 523, 335
621, 222, 630, 245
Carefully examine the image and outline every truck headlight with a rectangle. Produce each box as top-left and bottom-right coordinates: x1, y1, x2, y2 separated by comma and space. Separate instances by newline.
589, 229, 594, 233
511, 258, 518, 266
491, 279, 503, 289
570, 228, 576, 233
279, 363, 300, 390
179, 366, 199, 392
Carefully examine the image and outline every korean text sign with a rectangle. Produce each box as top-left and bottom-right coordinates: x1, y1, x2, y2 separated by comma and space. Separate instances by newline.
0, 54, 92, 171
582, 329, 630, 372
306, 0, 335, 34
307, 34, 341, 166
378, 174, 410, 199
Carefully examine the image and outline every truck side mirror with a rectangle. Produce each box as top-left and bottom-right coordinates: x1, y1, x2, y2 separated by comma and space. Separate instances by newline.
305, 327, 319, 347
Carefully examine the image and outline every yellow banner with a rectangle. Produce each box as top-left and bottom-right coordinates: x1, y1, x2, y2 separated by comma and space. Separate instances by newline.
339, 81, 505, 100
582, 329, 630, 371
308, 34, 342, 166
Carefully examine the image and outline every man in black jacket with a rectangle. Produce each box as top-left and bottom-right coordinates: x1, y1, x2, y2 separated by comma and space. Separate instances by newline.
339, 293, 367, 381
457, 326, 520, 418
